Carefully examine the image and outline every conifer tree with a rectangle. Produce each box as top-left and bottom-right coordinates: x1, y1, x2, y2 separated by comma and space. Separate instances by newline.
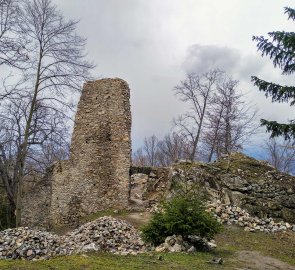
252, 7, 295, 139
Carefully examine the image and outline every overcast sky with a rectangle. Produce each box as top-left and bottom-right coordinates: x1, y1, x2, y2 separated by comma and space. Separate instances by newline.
55, 0, 295, 152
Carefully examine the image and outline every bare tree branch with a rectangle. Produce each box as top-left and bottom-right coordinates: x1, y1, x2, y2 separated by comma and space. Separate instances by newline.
173, 69, 224, 160
0, 0, 94, 226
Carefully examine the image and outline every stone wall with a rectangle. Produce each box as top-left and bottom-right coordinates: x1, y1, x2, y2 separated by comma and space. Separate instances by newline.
22, 78, 131, 229
21, 170, 53, 230
130, 167, 171, 209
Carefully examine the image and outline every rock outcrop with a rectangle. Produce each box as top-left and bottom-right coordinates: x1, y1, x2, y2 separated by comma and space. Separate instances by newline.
131, 153, 295, 223
129, 167, 171, 208
170, 153, 295, 223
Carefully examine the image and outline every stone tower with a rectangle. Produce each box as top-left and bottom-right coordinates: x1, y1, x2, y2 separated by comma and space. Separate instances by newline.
21, 78, 132, 228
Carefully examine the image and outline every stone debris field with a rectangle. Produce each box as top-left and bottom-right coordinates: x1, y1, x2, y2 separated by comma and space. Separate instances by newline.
208, 201, 295, 233
0, 217, 146, 261
1, 203, 295, 261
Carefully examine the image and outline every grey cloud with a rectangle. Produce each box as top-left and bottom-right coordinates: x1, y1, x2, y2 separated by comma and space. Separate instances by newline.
182, 44, 268, 83
183, 44, 241, 74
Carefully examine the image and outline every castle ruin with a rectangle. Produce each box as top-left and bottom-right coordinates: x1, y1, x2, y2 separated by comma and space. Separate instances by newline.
21, 78, 295, 230
21, 78, 132, 229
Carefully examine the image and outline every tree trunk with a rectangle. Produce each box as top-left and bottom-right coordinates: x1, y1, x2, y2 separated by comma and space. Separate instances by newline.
190, 92, 210, 161
15, 47, 43, 227
6, 198, 15, 228
208, 106, 224, 162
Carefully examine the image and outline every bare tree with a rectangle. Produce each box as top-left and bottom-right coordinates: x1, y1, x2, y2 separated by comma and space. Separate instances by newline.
0, 0, 94, 226
157, 132, 190, 166
27, 141, 70, 174
174, 70, 223, 161
143, 135, 159, 167
263, 138, 295, 174
0, 0, 25, 66
132, 132, 191, 167
132, 148, 147, 167
0, 94, 72, 226
202, 93, 225, 162
202, 75, 258, 162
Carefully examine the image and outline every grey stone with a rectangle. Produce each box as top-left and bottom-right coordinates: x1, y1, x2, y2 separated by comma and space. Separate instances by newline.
170, 243, 183, 252
209, 257, 223, 265
165, 236, 176, 246
187, 246, 196, 253
82, 243, 99, 252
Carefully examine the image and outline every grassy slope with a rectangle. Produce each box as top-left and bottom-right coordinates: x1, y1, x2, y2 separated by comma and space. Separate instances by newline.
0, 253, 229, 270
216, 226, 295, 265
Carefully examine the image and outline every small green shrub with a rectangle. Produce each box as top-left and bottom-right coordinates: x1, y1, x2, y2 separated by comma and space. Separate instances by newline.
141, 194, 222, 246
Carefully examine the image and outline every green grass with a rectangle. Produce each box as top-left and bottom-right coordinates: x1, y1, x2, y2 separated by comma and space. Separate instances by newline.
0, 252, 234, 270
214, 152, 274, 179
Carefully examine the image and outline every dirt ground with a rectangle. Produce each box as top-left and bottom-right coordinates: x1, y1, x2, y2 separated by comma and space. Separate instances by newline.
235, 251, 295, 270
122, 212, 152, 227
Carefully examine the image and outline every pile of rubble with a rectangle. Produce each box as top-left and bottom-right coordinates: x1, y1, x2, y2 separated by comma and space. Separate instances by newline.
0, 217, 147, 261
62, 216, 146, 255
0, 228, 64, 260
155, 235, 216, 253
207, 201, 295, 233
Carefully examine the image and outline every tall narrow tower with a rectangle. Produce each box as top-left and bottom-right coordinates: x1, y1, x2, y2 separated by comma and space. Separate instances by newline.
21, 78, 132, 228
48, 78, 132, 225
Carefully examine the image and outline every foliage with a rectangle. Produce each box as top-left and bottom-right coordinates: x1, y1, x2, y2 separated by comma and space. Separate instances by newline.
252, 7, 295, 139
141, 193, 222, 246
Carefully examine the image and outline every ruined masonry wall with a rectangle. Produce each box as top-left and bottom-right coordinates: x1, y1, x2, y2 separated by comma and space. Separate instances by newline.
21, 78, 131, 229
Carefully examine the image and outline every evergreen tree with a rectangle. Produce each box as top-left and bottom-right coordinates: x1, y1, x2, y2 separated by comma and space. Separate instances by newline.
252, 7, 295, 139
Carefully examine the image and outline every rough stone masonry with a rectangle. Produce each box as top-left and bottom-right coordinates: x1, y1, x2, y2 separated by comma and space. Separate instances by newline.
21, 78, 132, 229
